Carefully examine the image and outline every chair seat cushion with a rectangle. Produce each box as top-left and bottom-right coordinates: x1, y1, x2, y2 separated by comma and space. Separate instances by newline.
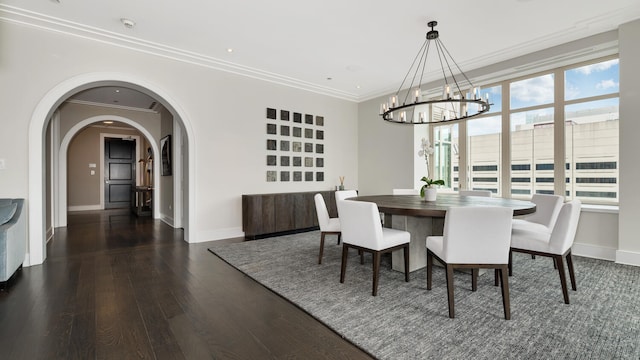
375, 228, 410, 251
324, 218, 341, 232
511, 226, 552, 253
512, 219, 551, 234
425, 236, 444, 258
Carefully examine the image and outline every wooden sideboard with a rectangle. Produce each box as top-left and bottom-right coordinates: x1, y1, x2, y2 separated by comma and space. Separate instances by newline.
242, 191, 337, 240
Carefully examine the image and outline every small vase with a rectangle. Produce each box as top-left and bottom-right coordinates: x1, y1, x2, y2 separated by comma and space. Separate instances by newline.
339, 185, 345, 191
424, 188, 437, 202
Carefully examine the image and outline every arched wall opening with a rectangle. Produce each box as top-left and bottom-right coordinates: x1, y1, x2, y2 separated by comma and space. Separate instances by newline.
58, 115, 162, 227
28, 73, 196, 266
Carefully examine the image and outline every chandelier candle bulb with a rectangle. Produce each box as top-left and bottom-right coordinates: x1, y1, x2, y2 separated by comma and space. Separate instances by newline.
419, 112, 425, 123
400, 111, 406, 122
391, 96, 397, 107
415, 89, 421, 103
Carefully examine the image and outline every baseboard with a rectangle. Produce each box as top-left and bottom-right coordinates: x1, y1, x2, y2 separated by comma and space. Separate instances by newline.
572, 243, 616, 261
160, 214, 174, 227
615, 250, 640, 267
67, 205, 102, 212
23, 253, 31, 267
46, 226, 54, 243
194, 227, 244, 243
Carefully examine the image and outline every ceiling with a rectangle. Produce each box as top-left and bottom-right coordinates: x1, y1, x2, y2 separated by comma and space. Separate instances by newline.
2, 0, 640, 109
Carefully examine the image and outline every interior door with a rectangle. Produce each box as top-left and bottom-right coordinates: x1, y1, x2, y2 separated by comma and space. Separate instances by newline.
104, 138, 136, 209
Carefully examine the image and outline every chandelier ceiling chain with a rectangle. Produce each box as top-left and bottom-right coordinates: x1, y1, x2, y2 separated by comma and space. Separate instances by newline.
380, 21, 491, 125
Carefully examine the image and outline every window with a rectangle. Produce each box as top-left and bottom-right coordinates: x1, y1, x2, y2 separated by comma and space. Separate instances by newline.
420, 56, 619, 205
565, 59, 619, 204
510, 106, 555, 198
433, 124, 458, 190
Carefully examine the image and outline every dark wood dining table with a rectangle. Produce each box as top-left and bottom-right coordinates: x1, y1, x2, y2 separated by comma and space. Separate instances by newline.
348, 194, 536, 272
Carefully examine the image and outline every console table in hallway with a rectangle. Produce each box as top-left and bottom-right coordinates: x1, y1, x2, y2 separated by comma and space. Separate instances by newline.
132, 186, 153, 217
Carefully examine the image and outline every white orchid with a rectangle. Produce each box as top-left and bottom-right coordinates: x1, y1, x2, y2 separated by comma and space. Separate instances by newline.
417, 138, 434, 158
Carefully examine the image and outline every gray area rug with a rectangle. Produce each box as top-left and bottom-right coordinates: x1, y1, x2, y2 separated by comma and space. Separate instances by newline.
208, 231, 640, 359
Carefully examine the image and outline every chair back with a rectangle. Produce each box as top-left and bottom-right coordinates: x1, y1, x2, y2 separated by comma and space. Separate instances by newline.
459, 190, 492, 197
335, 190, 358, 215
393, 189, 419, 195
442, 206, 513, 264
314, 193, 331, 231
549, 200, 582, 254
337, 200, 384, 249
525, 194, 563, 229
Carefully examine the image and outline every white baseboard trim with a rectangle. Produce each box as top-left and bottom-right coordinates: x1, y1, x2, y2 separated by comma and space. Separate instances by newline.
160, 214, 174, 227
615, 250, 640, 267
68, 205, 102, 212
194, 227, 244, 243
23, 253, 31, 267
46, 226, 54, 243
572, 243, 616, 261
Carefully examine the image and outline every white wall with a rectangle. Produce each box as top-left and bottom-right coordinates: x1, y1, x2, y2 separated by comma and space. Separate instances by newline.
0, 21, 359, 265
618, 19, 640, 265
357, 26, 639, 266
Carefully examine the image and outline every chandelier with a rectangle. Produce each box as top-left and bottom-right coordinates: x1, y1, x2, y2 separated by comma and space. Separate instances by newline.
380, 21, 491, 125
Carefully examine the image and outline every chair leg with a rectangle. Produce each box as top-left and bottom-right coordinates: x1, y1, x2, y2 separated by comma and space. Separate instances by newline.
531, 254, 536, 259
318, 232, 326, 264
403, 245, 410, 282
494, 269, 500, 287
340, 245, 348, 284
471, 269, 478, 292
427, 251, 433, 290
500, 265, 511, 320
508, 249, 513, 276
555, 254, 570, 304
372, 251, 381, 296
337, 233, 341, 245
553, 257, 558, 269
360, 250, 364, 264
445, 264, 455, 318
566, 251, 577, 291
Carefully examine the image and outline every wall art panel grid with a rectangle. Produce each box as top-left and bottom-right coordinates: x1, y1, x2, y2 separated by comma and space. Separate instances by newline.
265, 107, 324, 182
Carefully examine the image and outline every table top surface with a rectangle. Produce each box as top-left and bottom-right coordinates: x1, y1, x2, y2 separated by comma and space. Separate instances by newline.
349, 194, 536, 217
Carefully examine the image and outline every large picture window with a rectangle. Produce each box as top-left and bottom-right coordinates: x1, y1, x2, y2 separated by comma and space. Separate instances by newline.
422, 56, 619, 205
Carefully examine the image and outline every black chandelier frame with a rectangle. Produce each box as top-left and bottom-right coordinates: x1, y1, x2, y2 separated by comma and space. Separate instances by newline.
380, 21, 492, 125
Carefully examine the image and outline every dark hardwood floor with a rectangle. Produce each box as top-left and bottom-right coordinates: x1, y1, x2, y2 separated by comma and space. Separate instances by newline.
0, 209, 373, 359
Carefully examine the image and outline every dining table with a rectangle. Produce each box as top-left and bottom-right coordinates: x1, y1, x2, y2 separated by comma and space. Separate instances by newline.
349, 193, 536, 272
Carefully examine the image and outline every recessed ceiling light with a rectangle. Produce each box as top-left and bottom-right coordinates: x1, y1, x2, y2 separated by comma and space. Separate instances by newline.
227, 48, 234, 53
115, 89, 120, 93
356, 85, 361, 89
120, 18, 136, 29
103, 121, 114, 125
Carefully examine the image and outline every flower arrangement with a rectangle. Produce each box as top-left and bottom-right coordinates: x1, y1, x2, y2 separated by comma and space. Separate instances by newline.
418, 137, 435, 177
339, 176, 345, 190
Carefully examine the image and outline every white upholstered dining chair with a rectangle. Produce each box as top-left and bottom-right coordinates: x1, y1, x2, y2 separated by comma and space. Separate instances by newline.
314, 193, 341, 264
511, 194, 564, 262
335, 190, 358, 212
426, 206, 513, 319
510, 199, 582, 304
458, 190, 492, 197
337, 200, 410, 296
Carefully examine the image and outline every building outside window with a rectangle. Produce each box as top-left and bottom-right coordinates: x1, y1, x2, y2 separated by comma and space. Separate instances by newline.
428, 56, 619, 205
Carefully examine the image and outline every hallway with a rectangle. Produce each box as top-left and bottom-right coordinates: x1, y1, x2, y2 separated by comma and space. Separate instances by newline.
0, 210, 370, 359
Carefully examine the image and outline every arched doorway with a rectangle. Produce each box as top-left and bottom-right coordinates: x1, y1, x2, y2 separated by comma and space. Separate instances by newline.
28, 73, 196, 266
58, 115, 162, 227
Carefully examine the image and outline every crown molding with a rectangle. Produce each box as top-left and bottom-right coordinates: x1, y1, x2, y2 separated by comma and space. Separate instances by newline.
0, 5, 360, 102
